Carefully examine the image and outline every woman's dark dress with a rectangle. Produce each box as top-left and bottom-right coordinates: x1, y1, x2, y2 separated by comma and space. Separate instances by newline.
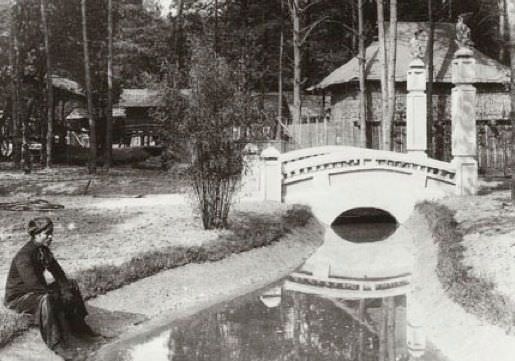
4, 240, 89, 349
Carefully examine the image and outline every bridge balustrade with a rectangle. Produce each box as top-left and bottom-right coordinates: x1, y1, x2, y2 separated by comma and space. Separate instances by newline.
285, 271, 412, 298
282, 148, 457, 188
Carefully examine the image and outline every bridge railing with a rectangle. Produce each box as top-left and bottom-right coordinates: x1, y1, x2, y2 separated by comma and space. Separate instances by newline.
281, 146, 457, 187
285, 271, 412, 298
244, 145, 461, 202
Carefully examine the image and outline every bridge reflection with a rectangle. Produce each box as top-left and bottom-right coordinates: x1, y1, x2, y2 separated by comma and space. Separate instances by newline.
295, 225, 414, 296
162, 283, 412, 361
126, 208, 427, 361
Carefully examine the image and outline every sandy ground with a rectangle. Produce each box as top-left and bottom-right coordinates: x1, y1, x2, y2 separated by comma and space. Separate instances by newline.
407, 210, 515, 361
0, 194, 290, 295
441, 190, 515, 303
0, 219, 323, 361
0, 194, 222, 296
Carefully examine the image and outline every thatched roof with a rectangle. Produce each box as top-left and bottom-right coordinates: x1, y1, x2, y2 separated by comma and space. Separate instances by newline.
51, 75, 84, 96
119, 88, 191, 108
119, 89, 163, 107
66, 107, 126, 120
315, 22, 509, 90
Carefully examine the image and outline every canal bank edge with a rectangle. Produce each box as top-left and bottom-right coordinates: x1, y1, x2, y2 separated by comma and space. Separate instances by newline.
90, 216, 324, 361
0, 204, 323, 360
408, 203, 515, 361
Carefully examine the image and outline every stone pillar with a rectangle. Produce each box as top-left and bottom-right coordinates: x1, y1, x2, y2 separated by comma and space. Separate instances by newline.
406, 58, 427, 158
451, 48, 478, 195
261, 146, 282, 201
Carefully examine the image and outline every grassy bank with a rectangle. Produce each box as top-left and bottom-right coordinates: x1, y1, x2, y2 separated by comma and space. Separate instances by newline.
416, 201, 515, 334
0, 205, 314, 347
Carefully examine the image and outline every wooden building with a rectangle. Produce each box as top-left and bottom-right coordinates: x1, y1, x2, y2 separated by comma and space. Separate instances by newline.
313, 22, 511, 174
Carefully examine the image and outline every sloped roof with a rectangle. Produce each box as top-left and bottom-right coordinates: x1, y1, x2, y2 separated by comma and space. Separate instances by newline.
119, 88, 191, 108
51, 75, 84, 96
119, 89, 163, 107
316, 22, 509, 89
66, 107, 126, 120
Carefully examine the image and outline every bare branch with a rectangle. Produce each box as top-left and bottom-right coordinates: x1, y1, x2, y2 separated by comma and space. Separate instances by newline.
298, 0, 323, 14
285, 0, 295, 17
299, 16, 329, 46
325, 19, 359, 36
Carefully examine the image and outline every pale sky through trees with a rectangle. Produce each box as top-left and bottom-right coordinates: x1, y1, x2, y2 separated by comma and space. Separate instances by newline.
157, 0, 172, 15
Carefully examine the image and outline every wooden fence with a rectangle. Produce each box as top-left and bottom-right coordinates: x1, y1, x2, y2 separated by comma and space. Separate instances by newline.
288, 121, 512, 175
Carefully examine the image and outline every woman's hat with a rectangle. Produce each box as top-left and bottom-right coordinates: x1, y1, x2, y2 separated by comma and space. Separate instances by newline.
28, 217, 54, 237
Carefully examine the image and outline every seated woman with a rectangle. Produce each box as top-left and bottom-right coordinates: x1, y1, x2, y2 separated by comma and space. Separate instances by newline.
4, 217, 99, 358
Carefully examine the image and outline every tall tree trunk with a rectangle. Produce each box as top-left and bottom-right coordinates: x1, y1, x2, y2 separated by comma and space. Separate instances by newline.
41, 0, 53, 168
427, 0, 434, 157
81, 0, 96, 174
385, 0, 397, 151
351, 0, 358, 54
276, 0, 284, 140
292, 0, 302, 147
358, 0, 367, 147
172, 0, 184, 69
105, 0, 113, 169
214, 0, 218, 54
507, 0, 515, 200
501, 0, 508, 63
10, 0, 21, 168
377, 0, 388, 150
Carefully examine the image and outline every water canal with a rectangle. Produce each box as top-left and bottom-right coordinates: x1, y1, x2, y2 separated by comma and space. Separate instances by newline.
120, 209, 440, 361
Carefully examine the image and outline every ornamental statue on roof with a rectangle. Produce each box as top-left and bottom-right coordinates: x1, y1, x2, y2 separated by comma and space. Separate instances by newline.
409, 29, 427, 60
456, 13, 474, 49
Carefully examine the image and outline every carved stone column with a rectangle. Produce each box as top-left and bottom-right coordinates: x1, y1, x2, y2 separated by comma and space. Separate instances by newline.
451, 48, 478, 195
406, 58, 427, 158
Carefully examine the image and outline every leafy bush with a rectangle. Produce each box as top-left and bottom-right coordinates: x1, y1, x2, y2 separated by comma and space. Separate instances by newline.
152, 38, 274, 229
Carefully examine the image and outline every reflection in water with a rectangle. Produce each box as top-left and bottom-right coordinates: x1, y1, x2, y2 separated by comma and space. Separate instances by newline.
165, 287, 408, 361
125, 213, 428, 361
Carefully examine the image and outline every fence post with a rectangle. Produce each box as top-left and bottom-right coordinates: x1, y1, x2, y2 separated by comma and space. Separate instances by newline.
451, 48, 478, 195
406, 58, 427, 158
261, 146, 282, 201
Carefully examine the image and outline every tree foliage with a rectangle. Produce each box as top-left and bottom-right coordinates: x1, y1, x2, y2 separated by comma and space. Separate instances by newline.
154, 37, 267, 229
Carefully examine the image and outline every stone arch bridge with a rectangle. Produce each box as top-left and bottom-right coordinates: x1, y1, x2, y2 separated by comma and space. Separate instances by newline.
243, 145, 461, 224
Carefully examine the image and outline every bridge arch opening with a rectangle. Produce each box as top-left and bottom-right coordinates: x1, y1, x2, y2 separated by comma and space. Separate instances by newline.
331, 207, 398, 243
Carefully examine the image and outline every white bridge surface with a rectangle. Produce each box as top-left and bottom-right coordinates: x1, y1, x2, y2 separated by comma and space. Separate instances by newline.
279, 146, 456, 224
